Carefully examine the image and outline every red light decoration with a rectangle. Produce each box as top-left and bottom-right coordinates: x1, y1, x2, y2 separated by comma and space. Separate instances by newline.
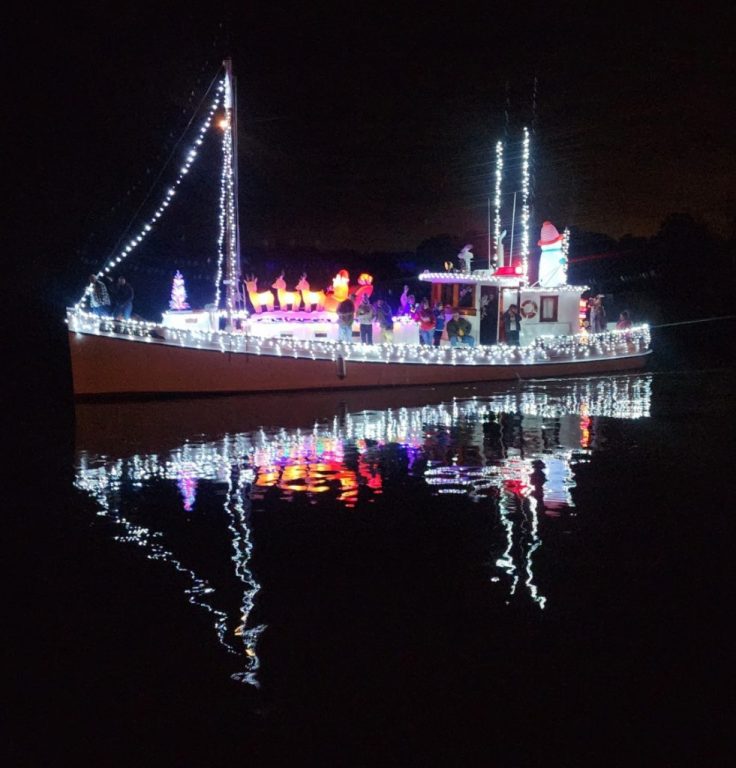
353, 272, 374, 301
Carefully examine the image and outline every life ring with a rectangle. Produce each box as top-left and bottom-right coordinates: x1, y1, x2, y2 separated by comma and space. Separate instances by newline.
520, 300, 538, 319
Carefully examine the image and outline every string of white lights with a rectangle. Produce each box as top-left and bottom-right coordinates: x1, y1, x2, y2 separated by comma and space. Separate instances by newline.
222, 66, 238, 315
562, 227, 571, 275
520, 126, 531, 280
67, 308, 651, 367
418, 271, 587, 288
75, 81, 225, 311
214, 79, 230, 309
494, 140, 504, 268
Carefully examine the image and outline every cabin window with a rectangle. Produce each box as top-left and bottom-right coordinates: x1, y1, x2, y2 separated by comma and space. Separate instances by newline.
439, 284, 454, 307
458, 284, 474, 308
540, 295, 559, 322
436, 282, 476, 311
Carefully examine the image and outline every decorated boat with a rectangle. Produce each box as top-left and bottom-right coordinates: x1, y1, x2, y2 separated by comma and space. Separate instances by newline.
66, 60, 651, 398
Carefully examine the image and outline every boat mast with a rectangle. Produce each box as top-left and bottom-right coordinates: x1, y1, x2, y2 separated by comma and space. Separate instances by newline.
508, 191, 517, 268
223, 58, 243, 324
487, 197, 492, 272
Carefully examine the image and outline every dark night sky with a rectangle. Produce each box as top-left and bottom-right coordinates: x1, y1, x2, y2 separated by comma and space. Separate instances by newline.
11, 1, 735, 279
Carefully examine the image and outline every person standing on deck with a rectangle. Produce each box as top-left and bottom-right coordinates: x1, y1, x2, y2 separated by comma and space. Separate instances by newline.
399, 285, 418, 317
432, 300, 446, 346
337, 296, 356, 343
399, 285, 411, 314
503, 304, 522, 346
355, 294, 375, 344
418, 298, 436, 345
374, 299, 394, 343
112, 276, 134, 320
616, 310, 632, 330
591, 296, 607, 333
616, 310, 632, 341
86, 274, 111, 316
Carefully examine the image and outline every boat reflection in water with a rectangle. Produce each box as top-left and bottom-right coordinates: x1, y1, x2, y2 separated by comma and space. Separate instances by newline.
74, 375, 652, 687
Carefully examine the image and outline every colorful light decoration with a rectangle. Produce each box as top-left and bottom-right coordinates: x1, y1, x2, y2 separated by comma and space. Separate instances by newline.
353, 273, 374, 302
578, 298, 588, 330
332, 270, 350, 301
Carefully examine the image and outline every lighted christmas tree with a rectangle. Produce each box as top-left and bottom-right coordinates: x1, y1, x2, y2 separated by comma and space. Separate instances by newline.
169, 270, 190, 310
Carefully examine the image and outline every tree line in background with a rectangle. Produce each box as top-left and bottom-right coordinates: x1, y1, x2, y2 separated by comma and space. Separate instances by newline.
73, 212, 734, 327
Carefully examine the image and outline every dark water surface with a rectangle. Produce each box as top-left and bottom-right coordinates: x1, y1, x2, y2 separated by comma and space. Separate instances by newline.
9, 324, 735, 765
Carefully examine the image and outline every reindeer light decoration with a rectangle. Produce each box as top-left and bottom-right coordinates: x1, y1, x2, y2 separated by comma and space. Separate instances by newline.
295, 273, 326, 312
244, 275, 275, 313
272, 272, 302, 311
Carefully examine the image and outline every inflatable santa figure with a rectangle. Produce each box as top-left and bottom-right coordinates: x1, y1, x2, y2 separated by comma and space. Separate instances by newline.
537, 221, 567, 288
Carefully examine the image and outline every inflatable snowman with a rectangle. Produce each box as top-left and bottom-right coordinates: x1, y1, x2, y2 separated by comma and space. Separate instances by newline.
537, 221, 567, 288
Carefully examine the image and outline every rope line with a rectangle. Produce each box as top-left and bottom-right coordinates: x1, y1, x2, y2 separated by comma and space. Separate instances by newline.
650, 315, 736, 329
96, 68, 223, 276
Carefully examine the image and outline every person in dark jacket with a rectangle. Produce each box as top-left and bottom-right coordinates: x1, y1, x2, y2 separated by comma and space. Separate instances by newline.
432, 301, 446, 346
374, 300, 394, 343
503, 304, 522, 346
446, 311, 475, 346
337, 297, 355, 342
112, 276, 135, 319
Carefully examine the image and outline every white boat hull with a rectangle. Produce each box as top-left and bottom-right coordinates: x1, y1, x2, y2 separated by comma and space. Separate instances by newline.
67, 326, 651, 398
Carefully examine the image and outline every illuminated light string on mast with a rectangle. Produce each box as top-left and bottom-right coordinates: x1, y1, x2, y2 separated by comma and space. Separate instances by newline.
494, 140, 504, 268
214, 70, 238, 312
562, 227, 571, 275
213, 107, 230, 309
75, 80, 226, 311
520, 126, 531, 280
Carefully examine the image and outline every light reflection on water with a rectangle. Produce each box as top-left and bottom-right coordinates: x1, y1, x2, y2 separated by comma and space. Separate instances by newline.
74, 375, 652, 686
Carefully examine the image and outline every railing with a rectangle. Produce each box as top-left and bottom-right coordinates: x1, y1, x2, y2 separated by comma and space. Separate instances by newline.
67, 308, 650, 367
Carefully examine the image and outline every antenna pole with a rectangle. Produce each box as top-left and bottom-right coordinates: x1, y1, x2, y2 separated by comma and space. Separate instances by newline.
530, 76, 538, 239
508, 191, 517, 268
487, 198, 492, 272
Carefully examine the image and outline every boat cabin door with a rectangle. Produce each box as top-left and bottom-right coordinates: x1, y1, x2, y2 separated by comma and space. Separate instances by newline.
479, 285, 499, 344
